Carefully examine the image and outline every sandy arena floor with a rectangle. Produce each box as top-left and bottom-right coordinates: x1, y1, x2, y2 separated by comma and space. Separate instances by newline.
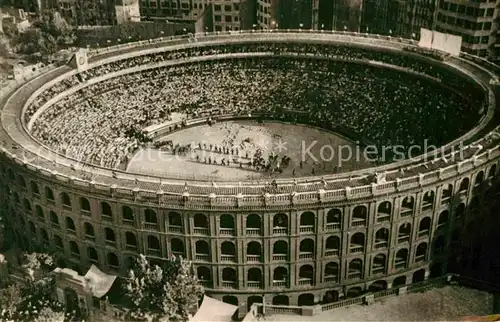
126, 120, 374, 180
265, 286, 493, 321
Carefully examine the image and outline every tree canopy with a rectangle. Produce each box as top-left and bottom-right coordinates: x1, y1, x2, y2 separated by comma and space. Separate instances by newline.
123, 254, 204, 322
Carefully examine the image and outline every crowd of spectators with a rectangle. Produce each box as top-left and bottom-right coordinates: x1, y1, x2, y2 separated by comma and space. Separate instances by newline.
28, 53, 483, 170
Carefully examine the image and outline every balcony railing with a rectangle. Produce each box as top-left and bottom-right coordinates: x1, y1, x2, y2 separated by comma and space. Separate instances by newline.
125, 244, 137, 251
418, 230, 429, 238
221, 281, 237, 288
347, 272, 362, 279
146, 249, 161, 257
400, 209, 413, 217
105, 240, 117, 247
299, 225, 314, 233
70, 252, 80, 259
62, 204, 71, 211
221, 254, 236, 262
169, 225, 183, 233
395, 260, 407, 269
84, 234, 95, 241
122, 219, 135, 226
273, 254, 287, 261
51, 223, 60, 229
247, 281, 262, 288
143, 222, 159, 231
350, 246, 363, 253
67, 228, 76, 235
246, 228, 261, 236
81, 210, 91, 217
101, 214, 113, 222
325, 222, 341, 230
422, 203, 433, 211
172, 251, 185, 258
324, 249, 339, 256
374, 241, 388, 249
415, 254, 426, 262
273, 227, 288, 235
352, 219, 366, 227
299, 252, 313, 259
246, 254, 261, 262
441, 196, 451, 205
437, 223, 447, 230
195, 254, 210, 261
193, 227, 209, 235
298, 278, 313, 286
372, 266, 385, 274
219, 228, 235, 236
200, 280, 212, 288
324, 276, 338, 283
272, 280, 287, 287
376, 214, 390, 222
47, 199, 55, 205
398, 235, 410, 243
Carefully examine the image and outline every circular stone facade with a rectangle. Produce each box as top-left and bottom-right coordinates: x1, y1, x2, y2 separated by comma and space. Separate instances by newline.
1, 31, 499, 316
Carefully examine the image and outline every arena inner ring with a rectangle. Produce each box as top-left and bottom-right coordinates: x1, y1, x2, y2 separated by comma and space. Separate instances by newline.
1, 30, 500, 315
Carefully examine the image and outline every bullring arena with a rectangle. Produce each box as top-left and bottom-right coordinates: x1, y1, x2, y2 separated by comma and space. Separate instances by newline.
1, 30, 500, 318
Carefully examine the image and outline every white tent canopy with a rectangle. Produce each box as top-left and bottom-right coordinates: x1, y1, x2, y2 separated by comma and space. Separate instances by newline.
189, 296, 238, 322
84, 265, 117, 298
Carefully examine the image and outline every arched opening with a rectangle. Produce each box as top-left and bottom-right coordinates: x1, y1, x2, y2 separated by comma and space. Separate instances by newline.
54, 235, 63, 250
168, 212, 182, 230
65, 217, 76, 232
374, 228, 389, 249
488, 164, 497, 178
395, 248, 409, 269
474, 171, 484, 186
273, 240, 288, 260
80, 197, 90, 212
372, 253, 386, 274
324, 262, 339, 282
300, 211, 315, 232
247, 268, 262, 286
247, 241, 262, 261
469, 196, 480, 212
221, 241, 236, 260
107, 253, 119, 268
29, 221, 36, 236
398, 223, 411, 243
246, 214, 262, 234
64, 288, 81, 316
220, 214, 235, 229
298, 293, 315, 306
298, 265, 314, 285
18, 175, 26, 187
401, 196, 414, 215
459, 178, 470, 192
437, 210, 449, 229
418, 217, 431, 237
348, 258, 363, 279
31, 181, 40, 196
369, 280, 388, 292
45, 187, 54, 201
346, 287, 363, 298
222, 267, 237, 284
393, 275, 407, 287
325, 236, 340, 256
69, 241, 80, 258
195, 240, 210, 255
23, 199, 32, 212
273, 267, 287, 285
299, 239, 314, 259
84, 222, 95, 238
197, 266, 211, 283
101, 202, 113, 218
61, 192, 71, 208
323, 290, 339, 304
104, 227, 116, 243
352, 206, 367, 226
433, 235, 445, 255
194, 213, 208, 229
415, 243, 428, 262
273, 213, 288, 233
247, 296, 263, 311
272, 295, 289, 305
350, 232, 365, 253
171, 238, 185, 257
422, 191, 435, 210
147, 235, 161, 254
40, 229, 49, 246
412, 269, 426, 283
87, 247, 98, 263
122, 206, 134, 223
377, 201, 391, 221
326, 209, 342, 229
222, 295, 238, 306
441, 184, 453, 203
125, 232, 137, 249
50, 211, 59, 227
145, 209, 157, 224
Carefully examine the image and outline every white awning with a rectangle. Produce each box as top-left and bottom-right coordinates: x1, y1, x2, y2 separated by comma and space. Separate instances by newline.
84, 265, 117, 298
190, 296, 238, 322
